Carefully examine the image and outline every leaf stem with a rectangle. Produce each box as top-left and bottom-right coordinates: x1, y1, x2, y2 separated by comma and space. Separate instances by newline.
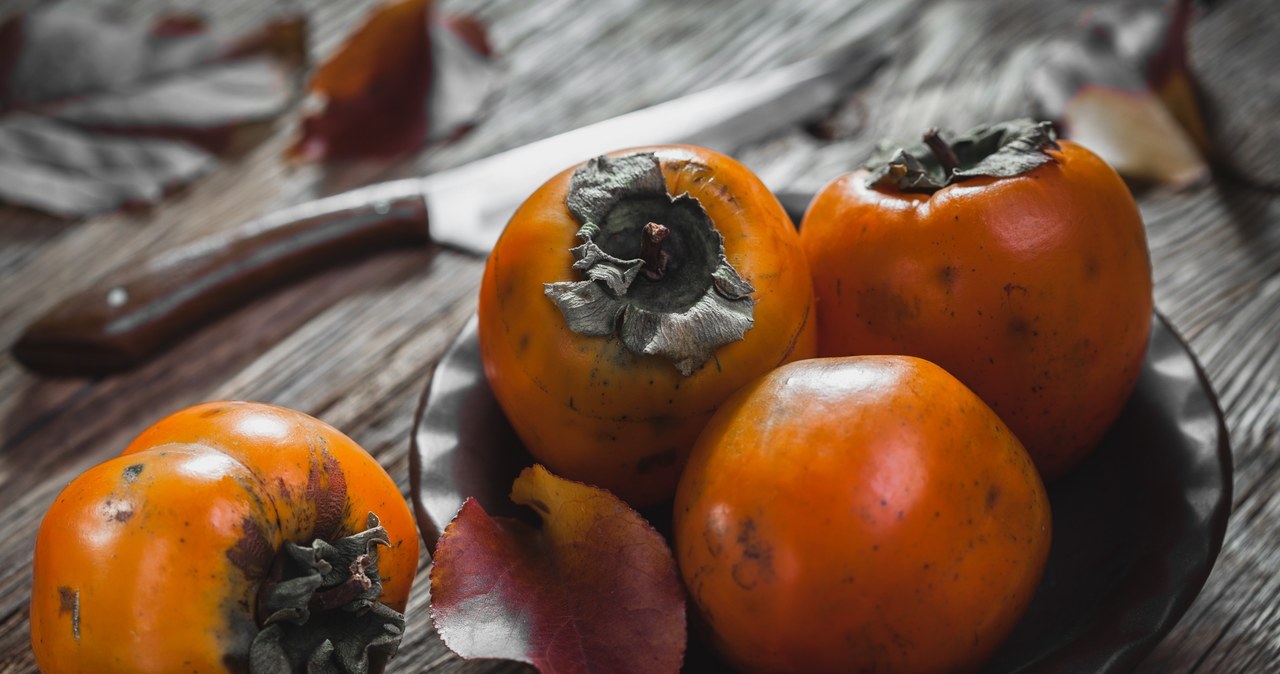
923, 128, 960, 176
640, 222, 670, 281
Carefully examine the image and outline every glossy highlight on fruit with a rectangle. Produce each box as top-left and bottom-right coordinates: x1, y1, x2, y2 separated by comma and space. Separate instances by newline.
674, 356, 1052, 674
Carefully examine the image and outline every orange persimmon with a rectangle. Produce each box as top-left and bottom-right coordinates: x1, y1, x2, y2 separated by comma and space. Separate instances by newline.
30, 401, 418, 674
478, 145, 816, 507
674, 356, 1052, 674
799, 120, 1154, 479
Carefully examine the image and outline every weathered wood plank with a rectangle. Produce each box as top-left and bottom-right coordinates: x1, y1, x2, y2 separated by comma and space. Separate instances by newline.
0, 0, 1277, 672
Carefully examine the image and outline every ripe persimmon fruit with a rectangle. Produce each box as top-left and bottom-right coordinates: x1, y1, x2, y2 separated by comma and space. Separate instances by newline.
30, 401, 417, 674
674, 356, 1052, 674
799, 120, 1154, 479
478, 145, 816, 507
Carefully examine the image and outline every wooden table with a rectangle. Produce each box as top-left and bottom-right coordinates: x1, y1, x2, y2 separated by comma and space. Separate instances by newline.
1, 0, 1275, 671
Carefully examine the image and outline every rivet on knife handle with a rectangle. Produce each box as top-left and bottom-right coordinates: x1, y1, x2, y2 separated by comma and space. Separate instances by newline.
12, 179, 431, 377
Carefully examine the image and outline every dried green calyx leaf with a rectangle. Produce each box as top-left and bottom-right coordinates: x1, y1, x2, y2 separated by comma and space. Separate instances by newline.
865, 119, 1061, 193
545, 152, 754, 376
249, 513, 405, 674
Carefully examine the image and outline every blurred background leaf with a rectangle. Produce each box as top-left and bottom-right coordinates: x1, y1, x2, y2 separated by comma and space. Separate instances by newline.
0, 2, 306, 217
287, 0, 499, 163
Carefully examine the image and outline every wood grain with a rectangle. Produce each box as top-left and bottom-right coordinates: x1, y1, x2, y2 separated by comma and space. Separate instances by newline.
0, 0, 1276, 672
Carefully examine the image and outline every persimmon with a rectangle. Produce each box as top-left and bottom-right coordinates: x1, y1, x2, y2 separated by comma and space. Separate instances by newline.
478, 145, 816, 507
799, 119, 1154, 479
30, 401, 418, 674
674, 356, 1052, 674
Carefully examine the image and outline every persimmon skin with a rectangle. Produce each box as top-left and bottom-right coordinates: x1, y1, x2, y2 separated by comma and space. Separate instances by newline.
674, 356, 1051, 674
799, 140, 1153, 480
478, 145, 816, 507
29, 401, 418, 674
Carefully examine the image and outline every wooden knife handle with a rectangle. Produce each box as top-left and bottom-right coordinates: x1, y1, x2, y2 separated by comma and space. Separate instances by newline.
12, 179, 431, 377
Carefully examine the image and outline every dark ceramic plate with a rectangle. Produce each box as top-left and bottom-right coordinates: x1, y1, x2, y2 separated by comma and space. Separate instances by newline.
410, 312, 1232, 673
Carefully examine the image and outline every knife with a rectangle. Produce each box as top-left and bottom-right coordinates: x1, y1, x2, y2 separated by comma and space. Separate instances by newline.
13, 31, 894, 377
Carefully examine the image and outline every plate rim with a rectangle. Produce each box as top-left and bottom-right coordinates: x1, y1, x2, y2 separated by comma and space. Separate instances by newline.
408, 311, 1233, 673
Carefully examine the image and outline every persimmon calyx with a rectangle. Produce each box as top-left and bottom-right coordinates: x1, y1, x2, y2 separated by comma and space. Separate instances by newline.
544, 152, 754, 376
249, 512, 405, 674
865, 118, 1061, 193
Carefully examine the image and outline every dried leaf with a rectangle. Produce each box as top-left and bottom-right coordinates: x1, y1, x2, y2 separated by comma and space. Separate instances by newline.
0, 2, 305, 217
430, 465, 686, 674
1031, 0, 1208, 187
288, 0, 498, 163
864, 119, 1060, 193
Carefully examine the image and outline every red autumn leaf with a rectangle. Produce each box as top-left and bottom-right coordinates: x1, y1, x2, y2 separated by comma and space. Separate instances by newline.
430, 465, 686, 674
288, 0, 498, 163
0, 2, 305, 217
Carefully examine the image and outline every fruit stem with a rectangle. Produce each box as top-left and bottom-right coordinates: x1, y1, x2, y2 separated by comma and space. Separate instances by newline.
640, 222, 670, 281
923, 128, 960, 176
247, 513, 404, 674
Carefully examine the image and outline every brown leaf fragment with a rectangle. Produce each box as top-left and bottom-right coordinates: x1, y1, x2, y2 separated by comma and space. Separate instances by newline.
1031, 0, 1208, 187
430, 465, 686, 674
288, 0, 498, 163
0, 2, 306, 217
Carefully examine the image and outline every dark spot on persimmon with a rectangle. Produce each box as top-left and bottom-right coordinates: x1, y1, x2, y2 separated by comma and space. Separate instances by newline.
637, 448, 678, 475
858, 283, 920, 331
199, 406, 225, 418
528, 498, 551, 515
987, 485, 1001, 509
1003, 283, 1029, 298
307, 445, 348, 540
102, 499, 133, 523
58, 587, 76, 614
517, 333, 531, 353
122, 463, 144, 482
275, 477, 293, 502
938, 265, 956, 288
58, 587, 80, 639
226, 517, 274, 579
1084, 256, 1100, 279
1008, 316, 1031, 339
731, 518, 773, 589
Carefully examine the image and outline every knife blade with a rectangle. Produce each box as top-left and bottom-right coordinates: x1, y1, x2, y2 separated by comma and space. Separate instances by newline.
12, 29, 894, 377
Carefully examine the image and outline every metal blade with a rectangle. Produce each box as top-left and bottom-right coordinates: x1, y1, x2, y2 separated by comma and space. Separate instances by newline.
422, 10, 902, 254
